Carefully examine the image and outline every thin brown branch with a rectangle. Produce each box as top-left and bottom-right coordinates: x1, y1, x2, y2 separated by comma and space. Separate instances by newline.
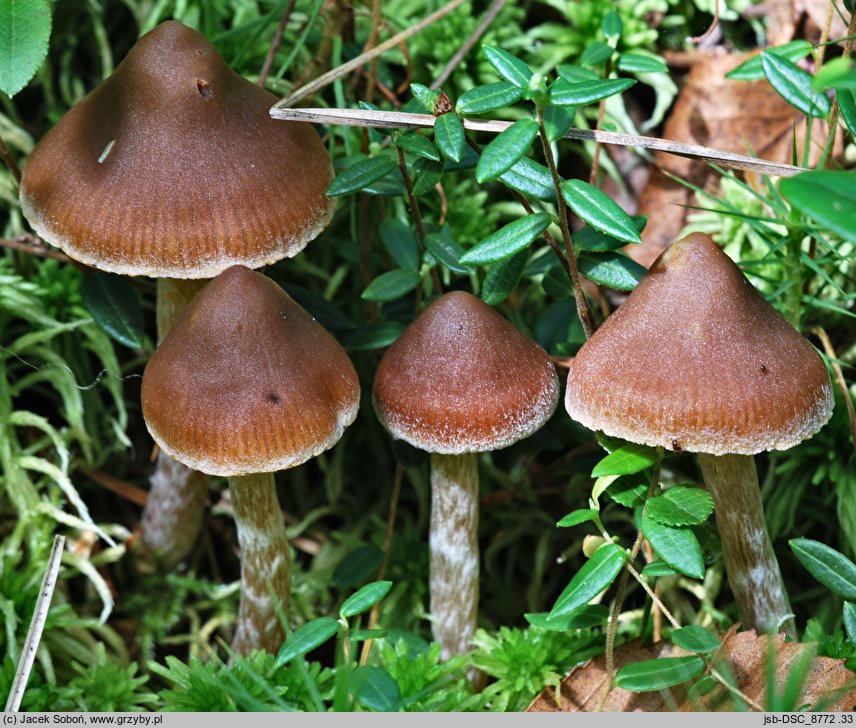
689, 0, 720, 44
277, 0, 468, 107
259, 0, 298, 88
0, 135, 22, 184
270, 107, 809, 177
0, 235, 73, 264
812, 326, 856, 456
363, 0, 384, 104
430, 0, 505, 89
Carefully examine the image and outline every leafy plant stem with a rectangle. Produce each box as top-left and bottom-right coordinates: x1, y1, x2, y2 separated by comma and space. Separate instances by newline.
258, 0, 297, 88
363, 0, 384, 103
819, 7, 856, 167
394, 144, 442, 298
0, 135, 21, 184
359, 464, 404, 665
463, 136, 573, 281
595, 453, 662, 711
536, 111, 597, 338
588, 58, 612, 186
784, 229, 804, 330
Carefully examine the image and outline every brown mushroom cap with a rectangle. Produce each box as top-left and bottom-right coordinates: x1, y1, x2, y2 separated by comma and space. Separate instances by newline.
20, 21, 334, 278
565, 232, 834, 455
141, 265, 359, 476
373, 291, 560, 454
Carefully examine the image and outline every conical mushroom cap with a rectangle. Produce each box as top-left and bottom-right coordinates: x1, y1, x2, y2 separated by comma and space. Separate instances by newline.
373, 291, 559, 454
141, 266, 360, 476
565, 233, 834, 455
20, 21, 334, 278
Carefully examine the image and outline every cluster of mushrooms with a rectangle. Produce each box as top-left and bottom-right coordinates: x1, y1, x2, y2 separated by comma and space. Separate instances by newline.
19, 21, 834, 659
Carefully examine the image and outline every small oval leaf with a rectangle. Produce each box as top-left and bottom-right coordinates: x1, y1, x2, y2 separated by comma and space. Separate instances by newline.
276, 617, 341, 666
670, 625, 721, 654
617, 53, 668, 74
524, 604, 610, 631
646, 486, 715, 527
328, 156, 397, 196
779, 171, 856, 244
616, 656, 705, 692
340, 581, 393, 619
361, 269, 421, 302
557, 508, 599, 528
461, 212, 552, 265
591, 443, 659, 477
577, 251, 646, 291
475, 118, 539, 182
761, 53, 831, 118
499, 157, 557, 202
481, 248, 528, 305
790, 538, 856, 601
350, 666, 402, 712
338, 321, 405, 351
562, 179, 642, 243
81, 273, 145, 349
550, 77, 635, 106
642, 514, 705, 580
424, 226, 471, 274
726, 41, 813, 81
434, 113, 466, 163
456, 82, 523, 114
483, 45, 534, 89
549, 543, 626, 619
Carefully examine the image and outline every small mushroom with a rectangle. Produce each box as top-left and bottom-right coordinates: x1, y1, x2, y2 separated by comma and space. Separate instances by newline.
141, 266, 359, 654
19, 20, 336, 568
373, 291, 559, 659
565, 233, 834, 636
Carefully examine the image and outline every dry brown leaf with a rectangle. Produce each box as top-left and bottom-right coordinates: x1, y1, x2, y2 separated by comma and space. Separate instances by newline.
763, 0, 850, 47
630, 51, 840, 268
527, 627, 856, 712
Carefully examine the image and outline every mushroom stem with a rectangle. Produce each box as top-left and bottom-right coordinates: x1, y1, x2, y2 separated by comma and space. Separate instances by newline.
430, 452, 479, 660
697, 453, 796, 638
140, 278, 209, 567
229, 472, 292, 655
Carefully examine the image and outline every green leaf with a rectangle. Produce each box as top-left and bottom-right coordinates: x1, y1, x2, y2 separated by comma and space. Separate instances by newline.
642, 561, 678, 578
557, 508, 599, 528
550, 77, 635, 106
562, 179, 642, 243
340, 581, 393, 618
379, 219, 420, 270
524, 604, 609, 631
838, 90, 856, 136
423, 225, 471, 274
602, 9, 623, 38
578, 251, 646, 291
276, 617, 340, 666
475, 118, 539, 182
581, 41, 613, 67
591, 442, 659, 477
646, 487, 715, 527
726, 41, 813, 81
328, 156, 397, 196
541, 264, 571, 299
549, 543, 626, 619
670, 625, 720, 654
761, 53, 831, 118
616, 656, 705, 692
575, 216, 646, 251
543, 104, 576, 141
812, 57, 856, 91
642, 514, 705, 580
844, 602, 856, 645
349, 628, 389, 642
395, 132, 440, 161
457, 82, 523, 114
361, 269, 421, 302
461, 212, 552, 265
411, 158, 443, 196
338, 321, 404, 351
410, 82, 440, 113
483, 45, 534, 89
434, 113, 466, 163
779, 171, 856, 244
608, 475, 648, 508
0, 0, 51, 97
617, 53, 668, 74
557, 65, 600, 83
482, 248, 528, 305
350, 666, 402, 712
80, 273, 145, 349
790, 538, 856, 601
499, 157, 557, 202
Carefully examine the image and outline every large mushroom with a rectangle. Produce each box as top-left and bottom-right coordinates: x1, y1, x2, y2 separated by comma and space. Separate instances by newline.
19, 20, 335, 566
565, 232, 834, 636
373, 291, 559, 659
141, 266, 359, 654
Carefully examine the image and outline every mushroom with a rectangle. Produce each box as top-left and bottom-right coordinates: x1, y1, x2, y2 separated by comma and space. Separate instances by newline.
19, 20, 336, 567
141, 266, 359, 654
373, 291, 559, 658
565, 233, 834, 636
